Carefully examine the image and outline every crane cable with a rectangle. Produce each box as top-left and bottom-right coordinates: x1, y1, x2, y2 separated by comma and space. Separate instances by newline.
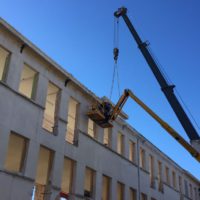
109, 17, 121, 99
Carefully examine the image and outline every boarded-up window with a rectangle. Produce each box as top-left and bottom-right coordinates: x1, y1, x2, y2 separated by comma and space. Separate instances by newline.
172, 171, 176, 189
165, 167, 170, 185
179, 176, 182, 193
61, 157, 75, 193
35, 146, 53, 185
117, 132, 124, 155
102, 175, 110, 200
88, 118, 96, 138
66, 98, 78, 144
129, 140, 135, 162
0, 46, 9, 81
84, 167, 95, 198
117, 182, 124, 200
103, 128, 111, 147
42, 82, 60, 133
158, 161, 163, 191
189, 183, 193, 199
139, 148, 145, 169
130, 188, 136, 200
4, 133, 27, 172
141, 193, 147, 200
19, 64, 37, 99
184, 180, 188, 197
149, 155, 154, 186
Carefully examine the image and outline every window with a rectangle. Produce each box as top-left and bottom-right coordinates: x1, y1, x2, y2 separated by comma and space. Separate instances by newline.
158, 161, 163, 192
66, 98, 78, 144
117, 182, 124, 200
184, 180, 188, 197
141, 193, 147, 200
4, 133, 27, 173
84, 167, 95, 198
61, 157, 75, 194
34, 146, 54, 200
179, 176, 182, 193
172, 171, 176, 189
88, 118, 96, 138
0, 46, 9, 81
130, 188, 136, 200
102, 175, 110, 200
19, 64, 37, 99
35, 146, 53, 185
165, 167, 170, 185
129, 140, 135, 162
117, 132, 124, 155
149, 155, 154, 187
139, 148, 145, 169
103, 128, 111, 147
42, 82, 60, 133
189, 183, 193, 199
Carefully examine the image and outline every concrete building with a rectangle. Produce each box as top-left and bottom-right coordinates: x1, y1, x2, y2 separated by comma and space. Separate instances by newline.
0, 18, 199, 200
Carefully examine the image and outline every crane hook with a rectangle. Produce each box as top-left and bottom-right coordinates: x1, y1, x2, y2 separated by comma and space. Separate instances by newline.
113, 47, 119, 63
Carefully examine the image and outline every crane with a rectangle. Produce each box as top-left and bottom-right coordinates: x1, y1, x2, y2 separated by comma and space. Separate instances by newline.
87, 7, 200, 162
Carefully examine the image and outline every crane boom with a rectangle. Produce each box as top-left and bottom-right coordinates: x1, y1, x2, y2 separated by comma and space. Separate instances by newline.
114, 7, 200, 143
110, 89, 200, 162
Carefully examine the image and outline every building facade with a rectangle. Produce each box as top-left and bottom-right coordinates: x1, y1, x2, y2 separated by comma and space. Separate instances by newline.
0, 18, 199, 200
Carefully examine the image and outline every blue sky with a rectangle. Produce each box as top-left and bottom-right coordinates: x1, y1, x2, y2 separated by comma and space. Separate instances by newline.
1, 0, 200, 179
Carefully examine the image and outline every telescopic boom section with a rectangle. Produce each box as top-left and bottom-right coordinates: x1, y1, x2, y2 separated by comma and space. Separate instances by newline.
110, 89, 200, 162
114, 7, 200, 142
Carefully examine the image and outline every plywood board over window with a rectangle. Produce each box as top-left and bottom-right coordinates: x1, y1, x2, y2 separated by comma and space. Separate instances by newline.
61, 157, 75, 194
0, 46, 10, 81
130, 188, 137, 200
84, 167, 95, 198
102, 175, 110, 200
117, 132, 124, 155
19, 64, 37, 99
139, 148, 145, 169
4, 133, 27, 173
103, 128, 111, 147
149, 155, 154, 187
35, 146, 53, 185
88, 118, 96, 138
129, 140, 135, 162
42, 82, 60, 133
117, 182, 124, 200
66, 98, 78, 144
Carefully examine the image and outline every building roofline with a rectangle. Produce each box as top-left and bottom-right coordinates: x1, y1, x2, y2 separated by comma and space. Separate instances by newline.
0, 17, 101, 103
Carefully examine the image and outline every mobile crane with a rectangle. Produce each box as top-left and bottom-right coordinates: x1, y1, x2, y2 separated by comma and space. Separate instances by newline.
87, 7, 200, 162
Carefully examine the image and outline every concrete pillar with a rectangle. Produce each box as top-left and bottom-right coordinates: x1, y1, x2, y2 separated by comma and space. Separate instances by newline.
96, 126, 104, 143
111, 178, 117, 200
94, 171, 102, 200
51, 151, 64, 189
58, 91, 70, 122
124, 184, 129, 200
35, 73, 48, 106
111, 127, 118, 152
0, 126, 10, 169
6, 53, 23, 91
24, 140, 40, 179
74, 162, 85, 197
124, 134, 129, 160
78, 103, 88, 135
